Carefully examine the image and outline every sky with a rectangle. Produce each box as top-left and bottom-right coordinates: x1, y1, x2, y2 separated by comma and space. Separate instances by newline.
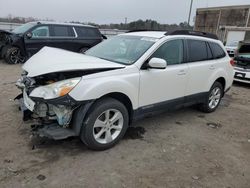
0, 0, 250, 25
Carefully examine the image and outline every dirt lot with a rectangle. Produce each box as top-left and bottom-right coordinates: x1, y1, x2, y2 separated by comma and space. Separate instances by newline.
0, 60, 249, 188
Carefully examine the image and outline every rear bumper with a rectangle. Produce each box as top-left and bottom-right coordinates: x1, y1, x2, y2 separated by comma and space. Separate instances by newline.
234, 78, 250, 84
234, 68, 250, 84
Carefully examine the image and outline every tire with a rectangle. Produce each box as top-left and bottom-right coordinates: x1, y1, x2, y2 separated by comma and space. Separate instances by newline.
80, 98, 129, 150
199, 82, 223, 113
79, 47, 89, 54
0, 46, 3, 60
4, 47, 26, 64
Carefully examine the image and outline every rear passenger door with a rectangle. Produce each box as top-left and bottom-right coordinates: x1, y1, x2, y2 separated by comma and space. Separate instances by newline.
47, 25, 76, 51
185, 39, 216, 98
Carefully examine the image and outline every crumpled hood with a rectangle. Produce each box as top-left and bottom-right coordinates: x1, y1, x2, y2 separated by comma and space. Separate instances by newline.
0, 29, 13, 35
23, 47, 125, 77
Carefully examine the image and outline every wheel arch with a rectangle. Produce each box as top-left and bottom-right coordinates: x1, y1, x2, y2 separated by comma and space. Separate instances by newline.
215, 77, 226, 90
99, 92, 134, 125
207, 77, 226, 98
72, 92, 135, 136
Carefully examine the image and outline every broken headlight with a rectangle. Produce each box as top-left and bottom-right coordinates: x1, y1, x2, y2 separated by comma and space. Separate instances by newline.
29, 77, 81, 99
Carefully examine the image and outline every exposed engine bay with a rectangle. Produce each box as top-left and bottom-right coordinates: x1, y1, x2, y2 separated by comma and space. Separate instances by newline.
16, 68, 116, 129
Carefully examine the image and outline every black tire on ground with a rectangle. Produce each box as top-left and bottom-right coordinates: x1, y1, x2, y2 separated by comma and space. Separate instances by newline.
199, 81, 223, 113
4, 47, 26, 64
80, 98, 129, 150
79, 47, 89, 54
0, 47, 2, 60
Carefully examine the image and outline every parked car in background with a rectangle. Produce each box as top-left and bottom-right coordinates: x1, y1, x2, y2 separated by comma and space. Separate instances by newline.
234, 41, 250, 84
16, 30, 234, 150
225, 41, 238, 57
0, 22, 104, 64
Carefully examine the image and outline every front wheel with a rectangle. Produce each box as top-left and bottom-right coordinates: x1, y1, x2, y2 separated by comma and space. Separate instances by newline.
80, 98, 129, 150
5, 47, 26, 64
199, 82, 223, 113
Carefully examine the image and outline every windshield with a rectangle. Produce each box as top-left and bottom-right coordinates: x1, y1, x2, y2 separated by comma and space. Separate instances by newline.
85, 35, 157, 65
12, 23, 35, 34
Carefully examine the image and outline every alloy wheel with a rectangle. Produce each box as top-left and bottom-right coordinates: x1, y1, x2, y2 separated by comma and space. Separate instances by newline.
208, 87, 221, 109
10, 49, 25, 64
93, 109, 124, 144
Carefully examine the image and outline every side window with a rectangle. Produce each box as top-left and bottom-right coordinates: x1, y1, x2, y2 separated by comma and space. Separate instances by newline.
51, 25, 74, 37
209, 42, 226, 59
75, 27, 101, 38
188, 40, 208, 62
31, 26, 49, 37
151, 39, 184, 65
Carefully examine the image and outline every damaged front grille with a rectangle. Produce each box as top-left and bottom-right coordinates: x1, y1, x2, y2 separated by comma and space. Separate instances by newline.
33, 102, 75, 127
16, 70, 92, 127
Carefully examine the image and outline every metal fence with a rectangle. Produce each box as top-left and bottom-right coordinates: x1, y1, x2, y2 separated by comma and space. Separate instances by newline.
0, 22, 126, 37
0, 22, 22, 31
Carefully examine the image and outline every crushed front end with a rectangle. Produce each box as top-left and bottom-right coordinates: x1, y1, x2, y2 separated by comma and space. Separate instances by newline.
0, 30, 12, 58
15, 71, 83, 139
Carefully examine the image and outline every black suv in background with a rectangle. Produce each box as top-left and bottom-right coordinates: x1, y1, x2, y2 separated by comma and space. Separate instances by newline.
0, 22, 104, 64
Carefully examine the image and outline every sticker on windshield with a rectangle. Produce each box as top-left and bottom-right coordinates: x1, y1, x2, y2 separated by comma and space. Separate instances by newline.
140, 37, 158, 42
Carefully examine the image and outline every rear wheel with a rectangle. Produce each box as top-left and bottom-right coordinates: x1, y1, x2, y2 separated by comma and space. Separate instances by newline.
5, 47, 25, 64
80, 98, 129, 150
199, 82, 223, 113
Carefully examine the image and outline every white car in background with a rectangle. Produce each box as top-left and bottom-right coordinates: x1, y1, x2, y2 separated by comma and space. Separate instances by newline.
16, 30, 234, 150
233, 41, 250, 84
225, 41, 239, 57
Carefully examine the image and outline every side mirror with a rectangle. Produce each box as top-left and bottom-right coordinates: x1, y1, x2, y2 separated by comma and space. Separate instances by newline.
148, 58, 167, 69
26, 32, 32, 39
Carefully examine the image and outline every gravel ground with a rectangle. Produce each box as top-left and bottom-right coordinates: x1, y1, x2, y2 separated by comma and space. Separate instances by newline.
0, 60, 249, 188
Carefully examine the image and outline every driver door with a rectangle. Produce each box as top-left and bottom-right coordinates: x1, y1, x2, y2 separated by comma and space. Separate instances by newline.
24, 25, 50, 57
139, 39, 189, 111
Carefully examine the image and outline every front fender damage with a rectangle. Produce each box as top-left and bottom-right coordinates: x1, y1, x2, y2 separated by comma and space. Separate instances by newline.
15, 92, 94, 140
15, 68, 117, 140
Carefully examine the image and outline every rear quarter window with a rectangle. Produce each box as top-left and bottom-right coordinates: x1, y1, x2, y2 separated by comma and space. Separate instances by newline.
187, 40, 208, 62
75, 27, 101, 38
209, 42, 226, 59
50, 25, 74, 37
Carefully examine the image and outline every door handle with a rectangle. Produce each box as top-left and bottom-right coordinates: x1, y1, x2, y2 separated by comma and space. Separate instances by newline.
178, 70, 186, 75
209, 65, 215, 70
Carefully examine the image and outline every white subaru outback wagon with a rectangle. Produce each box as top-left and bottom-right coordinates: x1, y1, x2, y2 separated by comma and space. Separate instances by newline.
16, 30, 234, 150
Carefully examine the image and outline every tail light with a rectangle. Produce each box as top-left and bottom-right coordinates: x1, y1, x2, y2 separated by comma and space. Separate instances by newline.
230, 59, 235, 66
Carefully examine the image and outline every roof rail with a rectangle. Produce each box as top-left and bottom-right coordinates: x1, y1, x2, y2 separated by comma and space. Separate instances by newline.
166, 30, 218, 40
126, 29, 161, 33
